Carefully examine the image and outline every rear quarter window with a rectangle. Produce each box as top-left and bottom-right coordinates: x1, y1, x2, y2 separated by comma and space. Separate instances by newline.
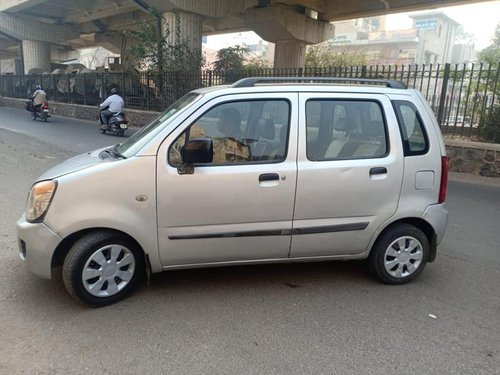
392, 100, 429, 156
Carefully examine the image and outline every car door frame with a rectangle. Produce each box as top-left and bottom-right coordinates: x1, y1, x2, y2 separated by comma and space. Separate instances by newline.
289, 92, 405, 259
155, 92, 300, 267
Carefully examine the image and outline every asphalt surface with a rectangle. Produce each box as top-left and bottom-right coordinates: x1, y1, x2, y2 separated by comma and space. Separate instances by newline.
0, 107, 499, 374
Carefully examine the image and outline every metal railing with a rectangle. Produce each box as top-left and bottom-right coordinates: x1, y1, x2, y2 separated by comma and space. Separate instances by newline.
1, 63, 499, 142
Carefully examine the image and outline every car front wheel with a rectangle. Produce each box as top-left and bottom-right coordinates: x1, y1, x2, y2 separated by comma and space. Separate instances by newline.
62, 231, 144, 306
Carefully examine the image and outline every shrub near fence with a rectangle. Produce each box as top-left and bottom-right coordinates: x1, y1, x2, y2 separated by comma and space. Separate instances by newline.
1, 63, 499, 142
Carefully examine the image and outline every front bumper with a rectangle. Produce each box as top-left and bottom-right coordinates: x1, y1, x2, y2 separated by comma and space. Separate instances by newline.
16, 215, 62, 279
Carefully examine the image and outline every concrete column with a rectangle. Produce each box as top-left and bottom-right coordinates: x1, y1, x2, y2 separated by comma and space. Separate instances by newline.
244, 6, 334, 70
161, 11, 202, 52
22, 40, 50, 73
274, 40, 307, 69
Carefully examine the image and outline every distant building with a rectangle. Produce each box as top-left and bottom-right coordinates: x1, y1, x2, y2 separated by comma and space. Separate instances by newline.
330, 12, 461, 66
410, 12, 460, 64
331, 29, 419, 65
452, 42, 476, 64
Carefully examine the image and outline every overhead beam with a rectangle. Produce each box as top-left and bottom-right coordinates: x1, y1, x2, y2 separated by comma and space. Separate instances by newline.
268, 0, 496, 21
80, 10, 153, 33
0, 12, 80, 44
0, 0, 49, 13
132, 0, 245, 18
203, 16, 248, 35
0, 51, 19, 58
63, 1, 137, 24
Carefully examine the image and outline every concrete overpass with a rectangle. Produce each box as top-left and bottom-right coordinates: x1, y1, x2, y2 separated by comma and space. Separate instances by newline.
0, 0, 493, 73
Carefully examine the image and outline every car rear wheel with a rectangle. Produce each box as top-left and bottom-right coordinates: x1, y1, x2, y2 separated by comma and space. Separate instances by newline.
368, 223, 429, 284
62, 231, 144, 306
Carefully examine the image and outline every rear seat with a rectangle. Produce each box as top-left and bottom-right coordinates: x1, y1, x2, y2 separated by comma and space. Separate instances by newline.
324, 119, 386, 159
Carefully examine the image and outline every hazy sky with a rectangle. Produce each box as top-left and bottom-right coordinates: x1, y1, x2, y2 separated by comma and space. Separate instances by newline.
206, 1, 500, 51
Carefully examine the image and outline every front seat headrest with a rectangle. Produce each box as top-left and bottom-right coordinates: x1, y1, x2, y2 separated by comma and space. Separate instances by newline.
256, 118, 275, 140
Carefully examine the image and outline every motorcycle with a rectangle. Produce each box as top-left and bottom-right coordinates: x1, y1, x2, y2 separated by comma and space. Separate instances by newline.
98, 108, 129, 137
26, 100, 50, 122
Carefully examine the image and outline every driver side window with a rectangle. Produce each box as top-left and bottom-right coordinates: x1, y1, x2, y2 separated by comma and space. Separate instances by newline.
169, 99, 290, 166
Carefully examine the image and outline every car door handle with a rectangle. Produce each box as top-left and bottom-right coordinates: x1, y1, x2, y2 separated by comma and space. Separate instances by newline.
259, 173, 280, 182
370, 167, 387, 175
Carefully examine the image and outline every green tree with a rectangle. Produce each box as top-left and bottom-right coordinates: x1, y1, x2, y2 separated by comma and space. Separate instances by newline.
305, 43, 367, 68
213, 45, 249, 70
476, 23, 500, 143
126, 10, 204, 73
478, 23, 500, 65
213, 45, 250, 82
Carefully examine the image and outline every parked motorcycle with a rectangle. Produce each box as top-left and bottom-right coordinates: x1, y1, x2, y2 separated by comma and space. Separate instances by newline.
98, 108, 128, 136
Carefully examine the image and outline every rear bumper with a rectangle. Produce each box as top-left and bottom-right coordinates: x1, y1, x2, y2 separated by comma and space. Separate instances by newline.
16, 215, 62, 279
422, 203, 448, 245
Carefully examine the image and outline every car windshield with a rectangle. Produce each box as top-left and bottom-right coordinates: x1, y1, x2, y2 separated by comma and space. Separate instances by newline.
116, 92, 202, 157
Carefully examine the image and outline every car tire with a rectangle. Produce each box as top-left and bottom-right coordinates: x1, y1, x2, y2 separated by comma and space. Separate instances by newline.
368, 223, 429, 285
62, 231, 145, 306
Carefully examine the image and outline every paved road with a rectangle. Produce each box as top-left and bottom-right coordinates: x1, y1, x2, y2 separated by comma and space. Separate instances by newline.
0, 108, 499, 374
0, 107, 134, 153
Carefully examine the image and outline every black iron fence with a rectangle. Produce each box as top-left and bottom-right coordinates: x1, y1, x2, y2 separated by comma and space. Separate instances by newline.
1, 63, 499, 142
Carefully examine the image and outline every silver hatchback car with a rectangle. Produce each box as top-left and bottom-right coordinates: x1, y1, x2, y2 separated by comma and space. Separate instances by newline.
17, 77, 448, 306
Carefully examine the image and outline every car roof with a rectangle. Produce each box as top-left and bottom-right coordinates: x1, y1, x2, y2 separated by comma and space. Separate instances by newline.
193, 84, 417, 97
191, 76, 416, 97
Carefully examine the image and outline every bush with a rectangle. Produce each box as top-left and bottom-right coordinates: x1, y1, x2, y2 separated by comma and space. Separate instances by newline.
479, 104, 500, 143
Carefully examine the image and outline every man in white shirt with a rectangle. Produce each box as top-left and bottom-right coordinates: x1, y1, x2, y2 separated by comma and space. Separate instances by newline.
99, 87, 124, 125
31, 85, 47, 113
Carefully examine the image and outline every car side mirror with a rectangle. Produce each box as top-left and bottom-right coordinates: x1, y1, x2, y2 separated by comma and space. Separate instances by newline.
178, 137, 213, 174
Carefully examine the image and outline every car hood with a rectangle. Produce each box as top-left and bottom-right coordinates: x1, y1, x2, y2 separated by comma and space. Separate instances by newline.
38, 147, 109, 181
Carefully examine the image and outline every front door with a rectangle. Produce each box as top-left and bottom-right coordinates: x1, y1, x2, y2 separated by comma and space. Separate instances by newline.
290, 93, 404, 258
156, 93, 298, 266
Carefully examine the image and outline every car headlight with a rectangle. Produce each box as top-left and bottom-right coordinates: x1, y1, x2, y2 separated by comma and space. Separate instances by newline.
26, 180, 57, 222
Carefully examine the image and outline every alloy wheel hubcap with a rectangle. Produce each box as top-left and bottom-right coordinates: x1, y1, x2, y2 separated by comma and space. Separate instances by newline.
82, 244, 136, 297
383, 236, 423, 278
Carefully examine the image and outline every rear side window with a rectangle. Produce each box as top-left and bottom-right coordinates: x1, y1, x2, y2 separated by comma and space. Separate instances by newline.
306, 99, 388, 161
392, 100, 429, 156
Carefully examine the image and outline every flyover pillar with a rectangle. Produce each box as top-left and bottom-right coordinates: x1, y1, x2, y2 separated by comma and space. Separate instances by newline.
244, 6, 334, 69
22, 40, 51, 73
274, 40, 307, 69
161, 11, 202, 53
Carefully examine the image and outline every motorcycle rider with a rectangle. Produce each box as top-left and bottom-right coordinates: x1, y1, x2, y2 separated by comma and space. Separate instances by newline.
31, 85, 47, 115
99, 87, 124, 126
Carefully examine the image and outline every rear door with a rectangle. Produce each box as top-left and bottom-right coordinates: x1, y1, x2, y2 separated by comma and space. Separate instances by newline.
290, 92, 404, 258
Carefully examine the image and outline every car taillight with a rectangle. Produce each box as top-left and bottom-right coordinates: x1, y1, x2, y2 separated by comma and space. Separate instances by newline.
438, 156, 448, 204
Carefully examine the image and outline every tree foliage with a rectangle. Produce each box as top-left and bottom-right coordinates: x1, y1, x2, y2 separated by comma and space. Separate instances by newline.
126, 10, 204, 73
305, 43, 367, 68
478, 23, 500, 65
213, 45, 249, 73
476, 23, 500, 143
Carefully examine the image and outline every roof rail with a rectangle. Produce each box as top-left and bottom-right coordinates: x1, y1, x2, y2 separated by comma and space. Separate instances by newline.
231, 77, 407, 89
